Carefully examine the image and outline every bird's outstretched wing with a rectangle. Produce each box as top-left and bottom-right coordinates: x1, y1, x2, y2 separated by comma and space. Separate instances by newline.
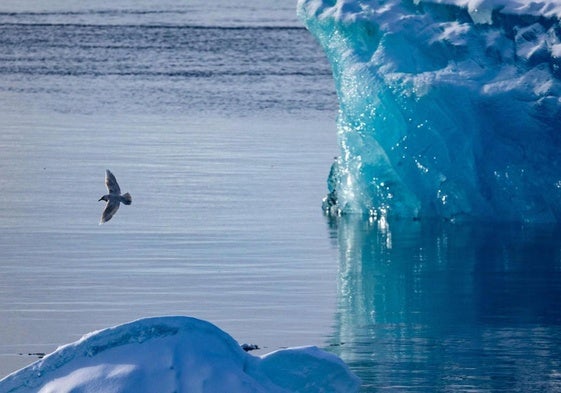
100, 199, 120, 224
105, 169, 121, 195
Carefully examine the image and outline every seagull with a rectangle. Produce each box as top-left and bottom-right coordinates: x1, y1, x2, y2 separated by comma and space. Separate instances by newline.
98, 169, 132, 224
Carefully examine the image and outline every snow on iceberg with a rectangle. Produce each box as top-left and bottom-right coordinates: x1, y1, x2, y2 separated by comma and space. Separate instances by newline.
0, 316, 359, 393
298, 0, 561, 222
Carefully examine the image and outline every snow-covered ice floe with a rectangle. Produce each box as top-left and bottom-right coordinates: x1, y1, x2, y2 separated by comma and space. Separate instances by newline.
298, 0, 561, 222
0, 316, 360, 393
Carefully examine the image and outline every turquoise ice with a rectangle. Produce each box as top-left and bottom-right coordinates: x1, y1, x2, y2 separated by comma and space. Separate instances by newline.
298, 0, 561, 222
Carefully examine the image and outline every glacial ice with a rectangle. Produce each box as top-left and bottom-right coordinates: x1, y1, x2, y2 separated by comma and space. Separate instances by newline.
298, 0, 561, 222
0, 316, 360, 393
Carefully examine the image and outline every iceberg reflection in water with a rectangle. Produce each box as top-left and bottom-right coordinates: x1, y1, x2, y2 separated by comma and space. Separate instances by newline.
326, 217, 561, 391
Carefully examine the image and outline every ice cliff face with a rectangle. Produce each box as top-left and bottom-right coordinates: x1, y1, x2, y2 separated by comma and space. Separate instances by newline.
298, 0, 561, 222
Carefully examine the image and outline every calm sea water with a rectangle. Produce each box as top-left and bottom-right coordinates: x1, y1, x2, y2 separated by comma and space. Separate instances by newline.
1, 2, 561, 392
328, 218, 561, 392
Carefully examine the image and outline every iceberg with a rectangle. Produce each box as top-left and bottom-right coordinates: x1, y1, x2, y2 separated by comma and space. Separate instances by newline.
0, 316, 360, 393
298, 0, 561, 222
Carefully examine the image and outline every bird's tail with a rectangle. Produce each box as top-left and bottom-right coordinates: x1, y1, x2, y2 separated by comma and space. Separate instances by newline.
122, 192, 132, 205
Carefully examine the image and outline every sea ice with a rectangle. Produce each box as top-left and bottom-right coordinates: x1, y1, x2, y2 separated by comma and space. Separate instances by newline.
0, 316, 360, 393
299, 0, 561, 222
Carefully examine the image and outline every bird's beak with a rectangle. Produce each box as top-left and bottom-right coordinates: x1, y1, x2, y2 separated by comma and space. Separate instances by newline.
98, 197, 103, 202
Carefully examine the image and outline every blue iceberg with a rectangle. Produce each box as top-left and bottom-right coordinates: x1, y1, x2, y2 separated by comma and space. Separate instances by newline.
298, 0, 561, 222
0, 316, 359, 393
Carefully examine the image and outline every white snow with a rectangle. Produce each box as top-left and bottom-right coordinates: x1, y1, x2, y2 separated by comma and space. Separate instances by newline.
0, 316, 360, 393
422, 0, 561, 21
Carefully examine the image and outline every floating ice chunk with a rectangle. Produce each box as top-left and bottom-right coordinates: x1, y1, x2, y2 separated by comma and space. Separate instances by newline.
0, 316, 360, 393
299, 0, 561, 222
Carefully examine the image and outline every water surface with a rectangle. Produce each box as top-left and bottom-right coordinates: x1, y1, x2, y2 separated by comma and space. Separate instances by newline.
328, 217, 561, 392
0, 1, 341, 376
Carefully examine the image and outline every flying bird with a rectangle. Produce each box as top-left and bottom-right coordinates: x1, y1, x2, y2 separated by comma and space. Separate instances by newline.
98, 169, 132, 224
